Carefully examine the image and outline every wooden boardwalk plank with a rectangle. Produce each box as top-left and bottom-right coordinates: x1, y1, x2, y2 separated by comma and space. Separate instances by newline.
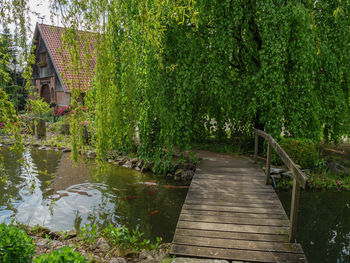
184, 200, 283, 209
177, 221, 289, 235
174, 228, 290, 242
171, 244, 307, 263
173, 235, 303, 253
171, 153, 307, 262
181, 210, 289, 220
185, 197, 282, 205
182, 204, 286, 215
179, 213, 290, 226
186, 192, 279, 200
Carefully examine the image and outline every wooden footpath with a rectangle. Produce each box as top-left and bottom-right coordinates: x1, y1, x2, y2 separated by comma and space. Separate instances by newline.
170, 151, 308, 263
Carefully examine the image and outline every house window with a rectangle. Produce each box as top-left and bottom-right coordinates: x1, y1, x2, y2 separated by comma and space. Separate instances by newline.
38, 52, 47, 67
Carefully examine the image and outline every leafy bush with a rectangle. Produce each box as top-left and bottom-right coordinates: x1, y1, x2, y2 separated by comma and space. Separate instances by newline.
34, 246, 86, 263
0, 223, 35, 263
79, 223, 99, 246
271, 137, 319, 168
56, 106, 72, 117
102, 224, 161, 251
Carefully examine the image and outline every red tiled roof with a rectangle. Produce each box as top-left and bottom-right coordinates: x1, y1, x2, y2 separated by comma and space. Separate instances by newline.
39, 24, 96, 92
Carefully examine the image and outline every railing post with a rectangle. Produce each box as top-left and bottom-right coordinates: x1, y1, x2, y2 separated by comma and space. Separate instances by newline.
254, 132, 258, 163
289, 174, 300, 242
266, 142, 271, 185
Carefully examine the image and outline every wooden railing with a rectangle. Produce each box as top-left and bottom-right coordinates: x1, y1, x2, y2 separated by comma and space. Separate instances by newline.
253, 128, 309, 242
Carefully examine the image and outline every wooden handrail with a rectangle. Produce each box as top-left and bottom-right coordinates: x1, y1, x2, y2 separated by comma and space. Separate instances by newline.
253, 128, 309, 242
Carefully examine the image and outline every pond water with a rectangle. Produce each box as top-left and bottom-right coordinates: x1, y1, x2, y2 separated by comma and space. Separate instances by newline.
0, 148, 188, 242
278, 190, 350, 263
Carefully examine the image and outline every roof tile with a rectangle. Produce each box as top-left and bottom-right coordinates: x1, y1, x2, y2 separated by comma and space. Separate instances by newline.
39, 24, 96, 92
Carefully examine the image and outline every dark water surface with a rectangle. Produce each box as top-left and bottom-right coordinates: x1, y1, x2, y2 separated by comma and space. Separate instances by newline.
0, 148, 187, 242
278, 190, 350, 263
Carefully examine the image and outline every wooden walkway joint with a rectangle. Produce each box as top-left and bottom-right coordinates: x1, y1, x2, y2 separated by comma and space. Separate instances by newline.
171, 130, 308, 262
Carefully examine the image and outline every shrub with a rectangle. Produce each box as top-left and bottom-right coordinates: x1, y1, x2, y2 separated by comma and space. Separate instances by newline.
0, 223, 35, 263
271, 137, 319, 168
34, 246, 87, 263
55, 106, 72, 117
102, 224, 161, 251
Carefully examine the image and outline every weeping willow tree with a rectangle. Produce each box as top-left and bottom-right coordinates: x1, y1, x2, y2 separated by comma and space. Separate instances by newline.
52, 0, 350, 172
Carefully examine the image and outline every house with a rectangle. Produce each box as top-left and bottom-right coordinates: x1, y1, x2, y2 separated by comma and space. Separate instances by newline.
31, 23, 96, 108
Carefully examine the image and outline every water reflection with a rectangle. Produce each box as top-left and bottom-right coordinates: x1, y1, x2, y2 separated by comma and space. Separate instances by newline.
278, 191, 350, 263
0, 148, 187, 241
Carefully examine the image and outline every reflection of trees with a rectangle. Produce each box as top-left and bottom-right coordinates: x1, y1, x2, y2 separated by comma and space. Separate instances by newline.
279, 191, 350, 263
30, 149, 61, 195
1, 150, 188, 243
0, 149, 24, 207
49, 154, 90, 192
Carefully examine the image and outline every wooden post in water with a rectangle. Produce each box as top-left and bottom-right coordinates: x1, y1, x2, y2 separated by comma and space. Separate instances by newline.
254, 133, 258, 162
289, 173, 300, 242
266, 142, 271, 185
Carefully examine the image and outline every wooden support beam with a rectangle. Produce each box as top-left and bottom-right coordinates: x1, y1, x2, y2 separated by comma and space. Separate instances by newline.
254, 133, 258, 163
266, 142, 271, 185
289, 176, 300, 242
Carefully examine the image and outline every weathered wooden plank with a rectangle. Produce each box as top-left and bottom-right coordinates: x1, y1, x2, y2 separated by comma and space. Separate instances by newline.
194, 176, 266, 182
174, 228, 289, 242
195, 170, 264, 176
173, 235, 303, 253
185, 195, 281, 203
184, 200, 283, 209
177, 221, 289, 235
189, 189, 276, 196
188, 188, 276, 195
179, 213, 289, 227
190, 182, 273, 189
181, 209, 288, 220
171, 244, 307, 263
196, 171, 265, 176
193, 175, 267, 181
273, 252, 308, 263
188, 188, 276, 194
186, 191, 279, 200
182, 204, 286, 215
171, 244, 274, 262
191, 181, 273, 188
197, 166, 261, 171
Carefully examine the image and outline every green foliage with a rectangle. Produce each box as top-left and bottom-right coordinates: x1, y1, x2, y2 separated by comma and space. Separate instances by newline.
277, 170, 350, 191
78, 223, 161, 251
34, 246, 87, 263
0, 223, 35, 263
102, 224, 161, 251
78, 223, 99, 246
272, 137, 319, 168
51, 0, 349, 168
0, 2, 31, 145
27, 98, 51, 118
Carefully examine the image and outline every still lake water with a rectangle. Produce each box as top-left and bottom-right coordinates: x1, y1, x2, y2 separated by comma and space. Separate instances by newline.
278, 191, 350, 263
0, 148, 188, 242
